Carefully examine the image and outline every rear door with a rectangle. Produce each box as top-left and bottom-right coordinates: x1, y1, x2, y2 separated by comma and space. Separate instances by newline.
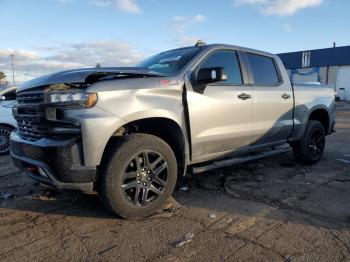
186, 50, 254, 160
244, 53, 294, 145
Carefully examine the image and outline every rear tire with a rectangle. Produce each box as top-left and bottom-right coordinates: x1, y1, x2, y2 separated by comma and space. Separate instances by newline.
0, 125, 12, 155
292, 120, 326, 165
98, 133, 177, 219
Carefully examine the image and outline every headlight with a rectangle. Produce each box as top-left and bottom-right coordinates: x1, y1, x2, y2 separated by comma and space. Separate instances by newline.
48, 92, 98, 108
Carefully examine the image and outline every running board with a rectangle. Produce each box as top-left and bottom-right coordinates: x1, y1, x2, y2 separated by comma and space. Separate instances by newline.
191, 147, 291, 174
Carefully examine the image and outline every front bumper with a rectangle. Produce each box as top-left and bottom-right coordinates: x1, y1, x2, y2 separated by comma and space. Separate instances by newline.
10, 132, 96, 192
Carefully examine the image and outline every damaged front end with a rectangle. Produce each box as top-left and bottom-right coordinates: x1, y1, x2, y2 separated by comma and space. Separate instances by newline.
11, 67, 163, 192
11, 83, 100, 192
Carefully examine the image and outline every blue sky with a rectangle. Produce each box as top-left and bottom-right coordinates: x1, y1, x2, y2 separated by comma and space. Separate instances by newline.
0, 0, 349, 82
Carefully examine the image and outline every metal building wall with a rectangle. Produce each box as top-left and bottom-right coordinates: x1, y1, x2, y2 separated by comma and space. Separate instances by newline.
337, 66, 350, 101
328, 66, 338, 85
319, 67, 328, 84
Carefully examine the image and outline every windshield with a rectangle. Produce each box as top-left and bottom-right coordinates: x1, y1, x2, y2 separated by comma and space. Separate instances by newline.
137, 47, 200, 75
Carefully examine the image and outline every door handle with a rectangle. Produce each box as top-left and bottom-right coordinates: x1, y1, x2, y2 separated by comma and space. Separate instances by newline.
281, 93, 291, 99
238, 93, 251, 100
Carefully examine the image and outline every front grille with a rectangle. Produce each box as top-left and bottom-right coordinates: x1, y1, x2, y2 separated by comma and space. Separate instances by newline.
17, 120, 49, 141
17, 93, 45, 104
15, 91, 47, 141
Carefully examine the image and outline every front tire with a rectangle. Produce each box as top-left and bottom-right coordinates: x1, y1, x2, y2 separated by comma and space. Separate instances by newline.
0, 125, 12, 155
98, 134, 177, 219
292, 120, 326, 165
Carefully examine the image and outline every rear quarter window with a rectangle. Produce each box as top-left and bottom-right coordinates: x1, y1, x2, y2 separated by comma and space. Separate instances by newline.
246, 53, 280, 86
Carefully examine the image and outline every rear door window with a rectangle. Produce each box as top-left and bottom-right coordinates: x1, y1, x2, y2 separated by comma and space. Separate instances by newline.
246, 53, 280, 86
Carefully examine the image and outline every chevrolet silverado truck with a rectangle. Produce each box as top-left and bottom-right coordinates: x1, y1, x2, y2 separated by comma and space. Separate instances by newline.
11, 42, 335, 218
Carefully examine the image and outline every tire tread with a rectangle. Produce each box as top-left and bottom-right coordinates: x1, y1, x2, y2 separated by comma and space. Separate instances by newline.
292, 120, 325, 165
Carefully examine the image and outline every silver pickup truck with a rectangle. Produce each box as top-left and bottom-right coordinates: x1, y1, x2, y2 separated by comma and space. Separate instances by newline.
11, 42, 335, 218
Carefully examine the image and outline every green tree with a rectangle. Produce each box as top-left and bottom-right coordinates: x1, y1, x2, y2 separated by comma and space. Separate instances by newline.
0, 71, 6, 85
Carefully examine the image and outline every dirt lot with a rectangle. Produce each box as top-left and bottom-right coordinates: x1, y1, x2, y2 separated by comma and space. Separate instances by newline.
1, 104, 350, 262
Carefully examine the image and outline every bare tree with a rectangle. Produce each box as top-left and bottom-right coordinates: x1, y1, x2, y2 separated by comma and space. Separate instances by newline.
0, 71, 6, 85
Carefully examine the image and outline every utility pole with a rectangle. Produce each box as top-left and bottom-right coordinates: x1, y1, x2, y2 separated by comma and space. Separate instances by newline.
10, 54, 15, 86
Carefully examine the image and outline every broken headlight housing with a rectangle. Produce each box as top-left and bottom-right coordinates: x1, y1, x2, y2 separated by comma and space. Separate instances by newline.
48, 92, 98, 108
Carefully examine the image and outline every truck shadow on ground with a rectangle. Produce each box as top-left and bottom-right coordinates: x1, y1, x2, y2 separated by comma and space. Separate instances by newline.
174, 151, 350, 230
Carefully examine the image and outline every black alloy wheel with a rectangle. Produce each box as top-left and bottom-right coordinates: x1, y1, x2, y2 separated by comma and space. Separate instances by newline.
121, 150, 169, 206
308, 128, 325, 161
292, 120, 326, 165
98, 133, 178, 219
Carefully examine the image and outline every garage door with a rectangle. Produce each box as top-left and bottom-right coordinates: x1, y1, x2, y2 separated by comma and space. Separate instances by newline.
337, 66, 350, 101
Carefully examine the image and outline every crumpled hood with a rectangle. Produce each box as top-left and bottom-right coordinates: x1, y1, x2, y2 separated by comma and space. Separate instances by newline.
17, 67, 163, 93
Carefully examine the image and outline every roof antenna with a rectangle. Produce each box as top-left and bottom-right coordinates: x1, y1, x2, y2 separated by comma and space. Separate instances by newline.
195, 40, 206, 47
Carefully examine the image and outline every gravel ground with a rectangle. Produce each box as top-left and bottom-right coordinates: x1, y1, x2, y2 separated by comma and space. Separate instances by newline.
0, 104, 350, 262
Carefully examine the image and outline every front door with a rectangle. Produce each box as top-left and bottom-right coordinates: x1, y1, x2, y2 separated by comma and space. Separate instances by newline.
186, 50, 253, 160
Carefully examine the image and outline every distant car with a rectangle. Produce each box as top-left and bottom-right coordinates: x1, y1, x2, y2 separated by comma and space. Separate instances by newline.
0, 86, 17, 155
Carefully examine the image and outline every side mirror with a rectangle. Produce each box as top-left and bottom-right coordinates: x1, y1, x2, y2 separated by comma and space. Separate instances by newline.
0, 95, 5, 101
197, 67, 227, 85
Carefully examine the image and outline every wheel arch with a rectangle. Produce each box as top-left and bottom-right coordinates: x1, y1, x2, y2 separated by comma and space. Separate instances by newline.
100, 116, 189, 178
0, 123, 16, 130
308, 108, 330, 134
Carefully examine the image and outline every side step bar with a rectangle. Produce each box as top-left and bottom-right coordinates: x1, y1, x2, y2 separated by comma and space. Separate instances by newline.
192, 147, 291, 174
